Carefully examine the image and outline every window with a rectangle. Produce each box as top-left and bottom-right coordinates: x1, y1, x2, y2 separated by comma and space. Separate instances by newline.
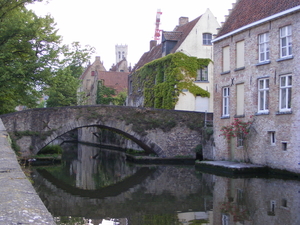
203, 33, 212, 45
236, 40, 245, 68
269, 131, 276, 145
282, 142, 287, 151
237, 132, 244, 147
222, 87, 230, 117
259, 33, 270, 62
280, 25, 292, 58
258, 78, 269, 113
268, 200, 276, 216
196, 66, 208, 81
236, 83, 244, 116
279, 75, 292, 111
222, 214, 229, 225
222, 46, 230, 72
281, 199, 287, 208
129, 80, 133, 94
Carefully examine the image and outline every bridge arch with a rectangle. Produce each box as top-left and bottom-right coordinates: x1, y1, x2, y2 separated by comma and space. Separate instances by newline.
0, 105, 212, 158
38, 122, 159, 156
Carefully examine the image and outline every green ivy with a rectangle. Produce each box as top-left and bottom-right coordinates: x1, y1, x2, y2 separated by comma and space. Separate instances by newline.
131, 52, 211, 109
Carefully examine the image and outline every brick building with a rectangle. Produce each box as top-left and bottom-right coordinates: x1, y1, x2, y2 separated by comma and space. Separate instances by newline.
78, 50, 130, 105
212, 0, 300, 173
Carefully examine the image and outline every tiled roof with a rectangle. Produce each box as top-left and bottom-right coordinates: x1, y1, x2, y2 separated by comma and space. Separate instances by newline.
217, 0, 300, 37
131, 44, 162, 71
131, 16, 201, 72
163, 31, 182, 41
97, 71, 130, 93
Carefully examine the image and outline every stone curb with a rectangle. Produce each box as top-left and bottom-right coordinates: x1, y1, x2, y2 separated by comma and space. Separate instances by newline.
0, 119, 56, 225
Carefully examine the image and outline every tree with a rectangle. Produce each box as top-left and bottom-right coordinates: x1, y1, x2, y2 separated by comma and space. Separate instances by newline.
60, 42, 95, 78
96, 84, 116, 105
0, 1, 61, 114
114, 90, 127, 106
45, 67, 80, 107
45, 42, 95, 107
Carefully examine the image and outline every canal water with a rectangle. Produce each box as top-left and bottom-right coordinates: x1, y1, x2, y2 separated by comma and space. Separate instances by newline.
29, 142, 300, 225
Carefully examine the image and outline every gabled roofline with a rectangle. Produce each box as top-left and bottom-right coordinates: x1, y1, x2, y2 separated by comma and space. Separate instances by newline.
212, 5, 300, 43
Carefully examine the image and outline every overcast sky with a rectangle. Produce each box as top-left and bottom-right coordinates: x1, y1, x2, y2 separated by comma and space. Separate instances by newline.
27, 0, 235, 69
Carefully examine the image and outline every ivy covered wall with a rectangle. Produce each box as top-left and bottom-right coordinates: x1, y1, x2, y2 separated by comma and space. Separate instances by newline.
129, 52, 211, 109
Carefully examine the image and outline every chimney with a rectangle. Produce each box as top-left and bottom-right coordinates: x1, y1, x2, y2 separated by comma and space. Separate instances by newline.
179, 17, 189, 26
150, 40, 157, 50
95, 56, 101, 61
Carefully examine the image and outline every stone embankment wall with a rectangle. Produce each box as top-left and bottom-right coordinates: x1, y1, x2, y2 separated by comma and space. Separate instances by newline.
0, 119, 56, 224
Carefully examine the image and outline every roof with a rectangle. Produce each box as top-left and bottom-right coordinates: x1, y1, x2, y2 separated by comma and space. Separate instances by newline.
98, 71, 130, 93
131, 44, 162, 71
217, 0, 300, 38
162, 31, 182, 41
170, 16, 201, 53
131, 16, 201, 72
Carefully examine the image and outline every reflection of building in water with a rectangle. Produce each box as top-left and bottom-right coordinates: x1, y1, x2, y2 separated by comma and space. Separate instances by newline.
212, 176, 300, 225
177, 211, 212, 224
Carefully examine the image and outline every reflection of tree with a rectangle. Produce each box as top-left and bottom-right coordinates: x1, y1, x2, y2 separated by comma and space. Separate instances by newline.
130, 213, 180, 225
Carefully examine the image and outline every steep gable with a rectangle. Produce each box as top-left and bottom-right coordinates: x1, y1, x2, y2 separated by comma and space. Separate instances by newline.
218, 0, 300, 37
170, 16, 201, 53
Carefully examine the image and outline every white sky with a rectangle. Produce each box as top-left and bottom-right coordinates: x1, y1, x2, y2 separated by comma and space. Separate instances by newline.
27, 0, 235, 69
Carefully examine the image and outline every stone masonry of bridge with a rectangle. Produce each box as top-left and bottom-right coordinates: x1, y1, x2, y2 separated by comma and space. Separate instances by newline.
0, 105, 213, 158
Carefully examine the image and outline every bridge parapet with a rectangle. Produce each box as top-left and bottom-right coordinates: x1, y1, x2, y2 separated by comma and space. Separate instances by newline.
0, 105, 213, 158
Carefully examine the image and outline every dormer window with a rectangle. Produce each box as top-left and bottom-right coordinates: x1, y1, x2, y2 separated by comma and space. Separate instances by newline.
203, 33, 212, 45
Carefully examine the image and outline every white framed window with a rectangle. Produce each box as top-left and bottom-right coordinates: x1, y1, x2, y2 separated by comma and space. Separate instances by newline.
269, 131, 276, 145
258, 78, 269, 113
259, 33, 269, 62
279, 75, 292, 111
280, 25, 292, 58
196, 66, 208, 81
222, 87, 230, 117
236, 40, 245, 68
203, 33, 212, 45
222, 46, 230, 72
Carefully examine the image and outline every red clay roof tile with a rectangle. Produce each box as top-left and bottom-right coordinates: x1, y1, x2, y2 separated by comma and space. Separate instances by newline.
217, 0, 300, 37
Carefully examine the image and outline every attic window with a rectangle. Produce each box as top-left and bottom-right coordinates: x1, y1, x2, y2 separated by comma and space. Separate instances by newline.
203, 33, 212, 45
91, 71, 95, 76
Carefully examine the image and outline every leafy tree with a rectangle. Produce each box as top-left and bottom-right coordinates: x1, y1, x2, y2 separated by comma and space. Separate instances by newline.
96, 82, 127, 106
96, 84, 116, 105
60, 42, 95, 78
45, 42, 95, 108
45, 67, 80, 107
0, 1, 61, 114
114, 90, 127, 106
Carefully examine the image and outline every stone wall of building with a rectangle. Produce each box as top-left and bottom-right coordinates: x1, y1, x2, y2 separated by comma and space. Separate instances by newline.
213, 11, 300, 173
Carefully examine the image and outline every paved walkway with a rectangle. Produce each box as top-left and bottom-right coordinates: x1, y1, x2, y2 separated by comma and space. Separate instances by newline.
0, 119, 56, 225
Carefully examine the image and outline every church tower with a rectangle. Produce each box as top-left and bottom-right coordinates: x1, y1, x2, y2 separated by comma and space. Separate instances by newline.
115, 44, 128, 64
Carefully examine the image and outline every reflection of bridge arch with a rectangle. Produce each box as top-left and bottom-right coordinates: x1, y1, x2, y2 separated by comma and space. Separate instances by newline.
32, 166, 210, 219
37, 167, 155, 198
1, 105, 211, 157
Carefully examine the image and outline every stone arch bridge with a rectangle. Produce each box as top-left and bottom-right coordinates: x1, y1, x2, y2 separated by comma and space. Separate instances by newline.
0, 105, 213, 158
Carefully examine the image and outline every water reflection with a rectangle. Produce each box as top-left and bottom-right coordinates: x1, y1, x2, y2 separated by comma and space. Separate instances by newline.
30, 143, 300, 225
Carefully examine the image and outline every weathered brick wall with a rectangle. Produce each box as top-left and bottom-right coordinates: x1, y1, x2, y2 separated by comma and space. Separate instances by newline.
213, 12, 300, 173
